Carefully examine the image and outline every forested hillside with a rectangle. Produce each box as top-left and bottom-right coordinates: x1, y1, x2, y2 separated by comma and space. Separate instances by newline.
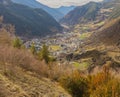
0, 0, 62, 38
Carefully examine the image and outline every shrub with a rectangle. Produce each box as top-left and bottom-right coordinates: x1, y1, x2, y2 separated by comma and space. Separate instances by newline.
0, 45, 48, 77
88, 66, 120, 97
59, 66, 120, 97
59, 70, 89, 97
12, 37, 22, 49
0, 28, 12, 45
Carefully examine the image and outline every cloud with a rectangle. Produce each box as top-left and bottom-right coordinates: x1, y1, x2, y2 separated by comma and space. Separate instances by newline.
36, 0, 103, 8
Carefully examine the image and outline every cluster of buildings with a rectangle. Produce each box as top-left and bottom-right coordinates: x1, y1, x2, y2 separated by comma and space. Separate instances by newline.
24, 32, 84, 58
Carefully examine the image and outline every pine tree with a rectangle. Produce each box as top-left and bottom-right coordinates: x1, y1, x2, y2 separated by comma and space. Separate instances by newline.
13, 37, 22, 49
38, 44, 50, 64
30, 43, 36, 55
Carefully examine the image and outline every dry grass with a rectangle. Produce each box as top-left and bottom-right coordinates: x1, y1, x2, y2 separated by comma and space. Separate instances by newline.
0, 44, 72, 79
0, 27, 71, 97
0, 44, 71, 97
0, 45, 49, 76
103, 17, 120, 29
0, 26, 71, 80
0, 25, 71, 80
0, 28, 12, 45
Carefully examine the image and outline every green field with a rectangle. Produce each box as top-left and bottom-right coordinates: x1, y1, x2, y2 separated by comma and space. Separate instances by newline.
72, 61, 90, 70
79, 33, 91, 39
49, 45, 61, 51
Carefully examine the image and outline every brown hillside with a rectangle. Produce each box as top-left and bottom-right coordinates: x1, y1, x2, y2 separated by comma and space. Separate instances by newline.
92, 17, 120, 46
0, 21, 71, 97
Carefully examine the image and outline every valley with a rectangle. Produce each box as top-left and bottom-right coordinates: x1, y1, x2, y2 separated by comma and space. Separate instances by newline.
0, 0, 120, 97
24, 17, 120, 73
20, 0, 120, 73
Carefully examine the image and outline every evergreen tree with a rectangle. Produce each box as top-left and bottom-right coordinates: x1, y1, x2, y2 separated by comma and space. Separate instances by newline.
13, 37, 22, 49
38, 44, 50, 64
30, 43, 36, 55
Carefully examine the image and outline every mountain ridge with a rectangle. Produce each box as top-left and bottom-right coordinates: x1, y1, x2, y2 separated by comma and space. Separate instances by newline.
0, 0, 62, 38
60, 2, 102, 25
11, 0, 64, 20
56, 6, 75, 16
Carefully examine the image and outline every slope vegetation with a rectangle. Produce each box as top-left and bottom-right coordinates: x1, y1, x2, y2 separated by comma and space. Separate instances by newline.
93, 17, 120, 46
0, 21, 71, 97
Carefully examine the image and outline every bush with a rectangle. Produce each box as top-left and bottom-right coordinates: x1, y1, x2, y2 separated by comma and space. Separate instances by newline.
0, 45, 48, 77
0, 28, 12, 45
88, 66, 120, 97
12, 37, 22, 49
59, 70, 89, 97
59, 67, 120, 97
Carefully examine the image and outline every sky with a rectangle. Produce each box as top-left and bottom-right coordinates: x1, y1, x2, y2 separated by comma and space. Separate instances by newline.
37, 0, 103, 8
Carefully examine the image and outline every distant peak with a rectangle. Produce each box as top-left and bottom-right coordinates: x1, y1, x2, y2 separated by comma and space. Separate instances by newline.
103, 0, 113, 2
59, 5, 75, 8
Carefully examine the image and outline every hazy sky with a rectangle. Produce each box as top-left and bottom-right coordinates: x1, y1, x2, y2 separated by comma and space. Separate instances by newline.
37, 0, 103, 8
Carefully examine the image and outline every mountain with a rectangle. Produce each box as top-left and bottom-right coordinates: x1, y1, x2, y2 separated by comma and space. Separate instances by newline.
92, 17, 120, 46
103, 0, 113, 2
60, 2, 102, 25
0, 0, 62, 37
108, 0, 120, 19
56, 6, 75, 16
11, 0, 64, 20
109, 7, 120, 19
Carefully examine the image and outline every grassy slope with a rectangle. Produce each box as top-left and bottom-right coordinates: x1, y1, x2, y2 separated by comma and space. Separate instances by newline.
0, 64, 71, 97
0, 45, 71, 97
0, 24, 71, 97
93, 17, 120, 45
